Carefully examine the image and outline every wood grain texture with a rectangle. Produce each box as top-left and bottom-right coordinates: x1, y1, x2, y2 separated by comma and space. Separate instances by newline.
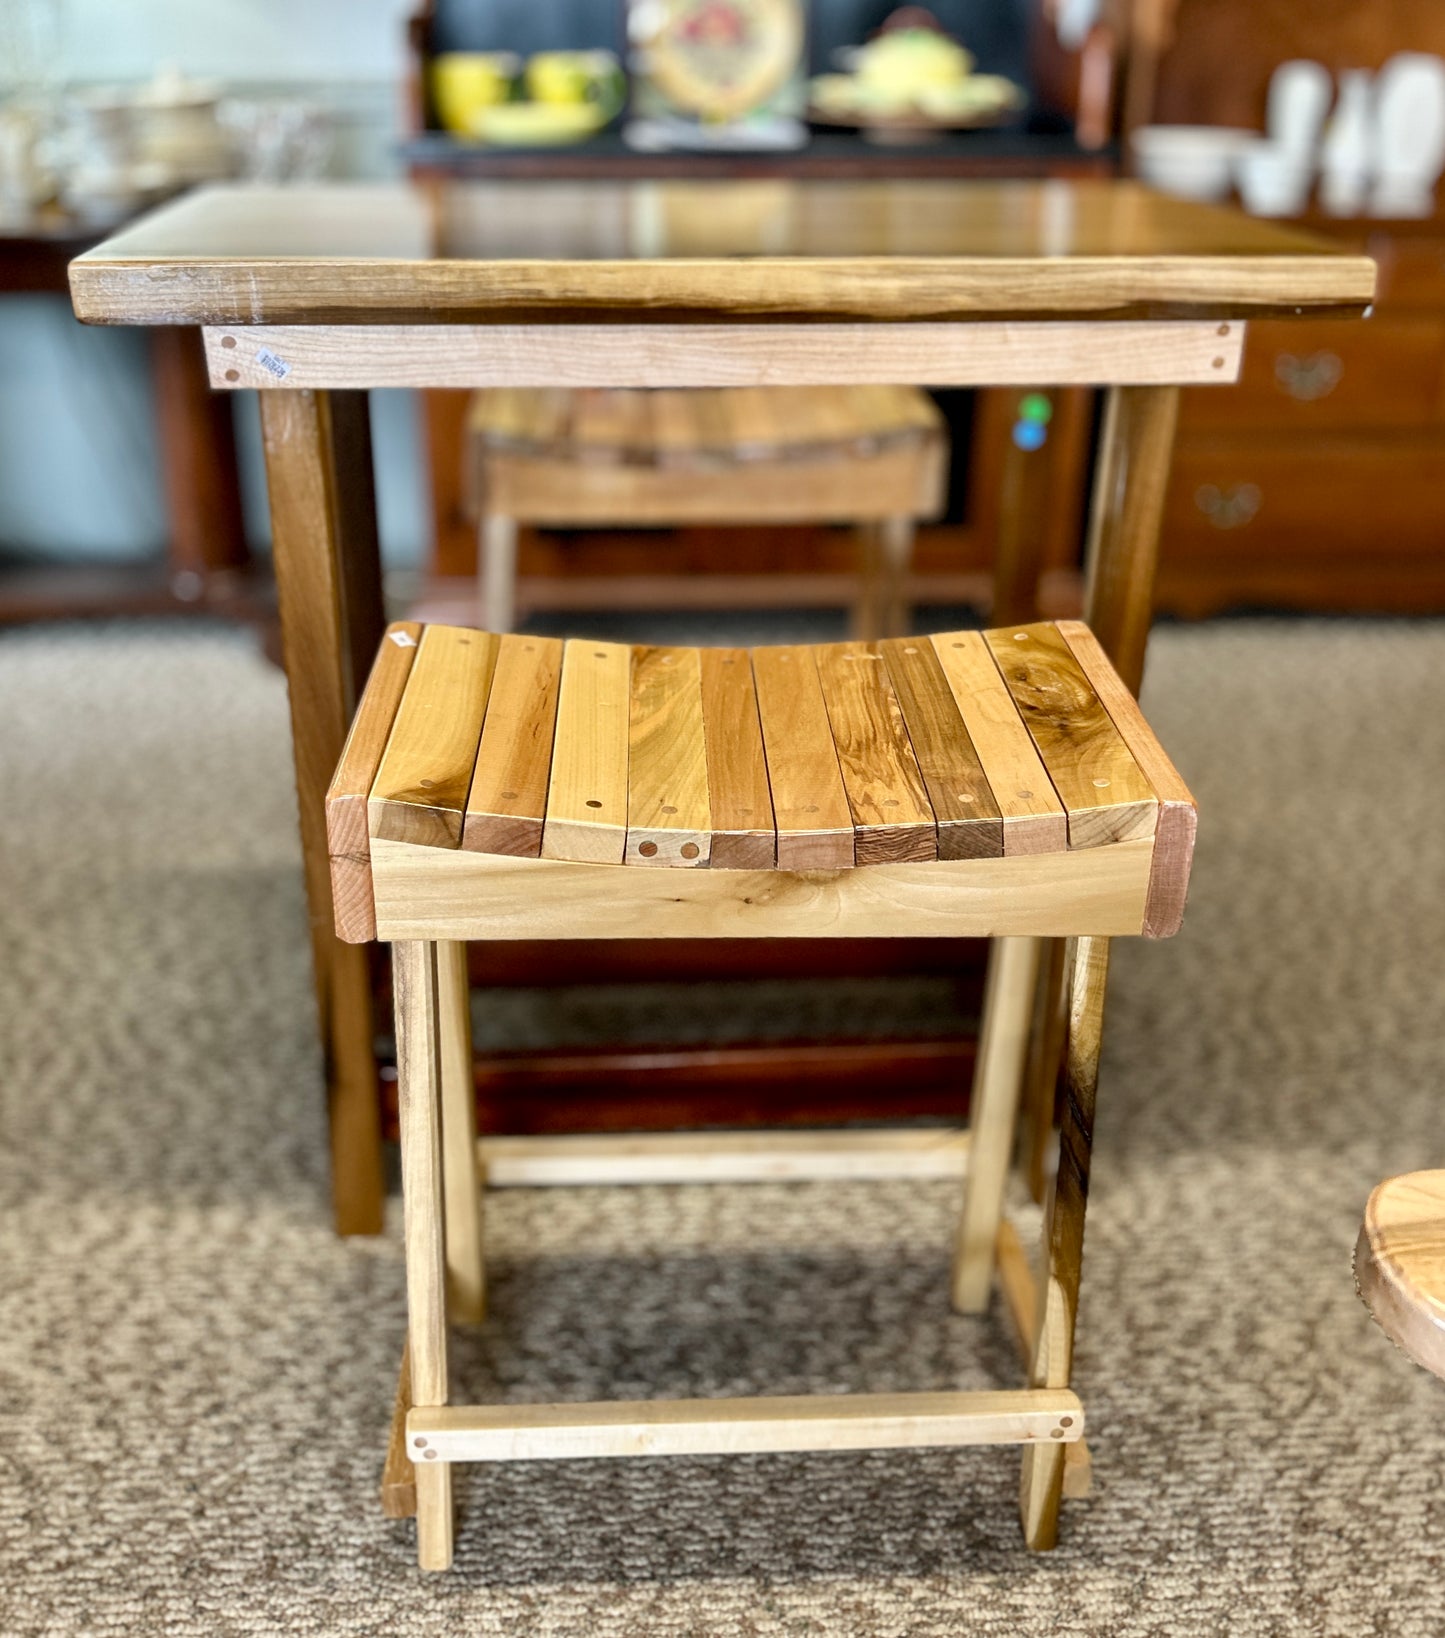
391, 939, 454, 1571
951, 937, 1041, 1312
815, 641, 937, 865
984, 623, 1158, 850
698, 647, 774, 870
542, 638, 630, 864
1055, 621, 1198, 938
380, 1343, 417, 1519
72, 180, 1373, 327
1020, 934, 1110, 1552
881, 637, 1003, 860
326, 621, 421, 942
258, 388, 385, 1235
462, 633, 563, 859
751, 645, 854, 870
368, 835, 1154, 943
409, 1389, 1083, 1463
627, 646, 712, 867
1355, 1170, 1445, 1382
201, 321, 1247, 391
437, 940, 484, 1326
929, 631, 1069, 857
369, 625, 498, 849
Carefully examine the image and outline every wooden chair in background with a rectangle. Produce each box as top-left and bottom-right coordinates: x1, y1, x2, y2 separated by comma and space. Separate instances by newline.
465, 385, 948, 638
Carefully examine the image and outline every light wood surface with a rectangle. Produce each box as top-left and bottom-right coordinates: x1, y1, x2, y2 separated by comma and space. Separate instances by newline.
200, 320, 1248, 391
1056, 621, 1198, 937
462, 633, 563, 859
814, 641, 937, 866
1355, 1170, 1445, 1381
984, 623, 1158, 850
930, 632, 1069, 857
259, 389, 386, 1237
407, 1389, 1083, 1463
392, 940, 454, 1571
333, 621, 1190, 943
751, 644, 855, 870
1020, 935, 1110, 1552
880, 637, 1004, 861
995, 1219, 1092, 1501
627, 646, 712, 867
698, 647, 774, 870
325, 622, 420, 943
476, 1128, 970, 1186
541, 638, 631, 864
368, 625, 497, 849
951, 938, 1042, 1312
470, 382, 944, 463
71, 181, 1374, 327
437, 941, 484, 1327
368, 834, 1155, 942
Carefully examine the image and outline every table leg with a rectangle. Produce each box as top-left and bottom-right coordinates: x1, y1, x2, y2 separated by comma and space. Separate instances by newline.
259, 389, 387, 1235
1081, 384, 1181, 695
149, 327, 248, 598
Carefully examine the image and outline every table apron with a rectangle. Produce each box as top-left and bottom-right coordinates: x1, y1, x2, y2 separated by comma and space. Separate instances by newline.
203, 320, 1245, 391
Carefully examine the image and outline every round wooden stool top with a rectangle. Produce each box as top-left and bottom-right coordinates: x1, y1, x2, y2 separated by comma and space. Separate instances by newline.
467, 384, 944, 469
1355, 1170, 1445, 1380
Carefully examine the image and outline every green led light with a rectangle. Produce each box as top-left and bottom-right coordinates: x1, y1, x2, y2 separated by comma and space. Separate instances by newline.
1019, 393, 1053, 425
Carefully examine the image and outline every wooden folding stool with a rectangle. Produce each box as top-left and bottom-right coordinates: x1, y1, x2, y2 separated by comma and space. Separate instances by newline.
327, 615, 1197, 1569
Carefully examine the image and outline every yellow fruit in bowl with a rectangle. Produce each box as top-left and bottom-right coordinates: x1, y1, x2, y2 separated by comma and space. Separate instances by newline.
432, 53, 520, 137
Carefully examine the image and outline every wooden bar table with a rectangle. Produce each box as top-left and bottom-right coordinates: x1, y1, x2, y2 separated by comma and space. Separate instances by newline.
68, 180, 1374, 1234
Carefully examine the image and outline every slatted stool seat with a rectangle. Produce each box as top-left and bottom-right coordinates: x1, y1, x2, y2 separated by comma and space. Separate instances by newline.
327, 618, 1198, 1570
1356, 1171, 1445, 1380
465, 385, 947, 636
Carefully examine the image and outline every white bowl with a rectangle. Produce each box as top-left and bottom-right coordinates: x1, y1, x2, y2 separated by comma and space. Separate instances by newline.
1132, 125, 1256, 201
1235, 138, 1314, 217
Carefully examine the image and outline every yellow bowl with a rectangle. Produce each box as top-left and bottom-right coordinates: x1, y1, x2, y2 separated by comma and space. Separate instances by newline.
432, 53, 519, 136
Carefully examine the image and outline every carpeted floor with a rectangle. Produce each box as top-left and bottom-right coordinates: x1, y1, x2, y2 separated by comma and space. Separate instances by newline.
1, 616, 1441, 1636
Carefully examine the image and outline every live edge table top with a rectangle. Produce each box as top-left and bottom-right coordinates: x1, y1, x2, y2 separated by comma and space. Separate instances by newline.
69, 179, 1375, 327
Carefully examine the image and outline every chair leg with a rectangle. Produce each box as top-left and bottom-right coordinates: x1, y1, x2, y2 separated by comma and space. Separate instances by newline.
479, 512, 518, 632
1020, 935, 1110, 1551
393, 940, 455, 1572
438, 941, 485, 1325
951, 937, 1042, 1313
878, 515, 914, 637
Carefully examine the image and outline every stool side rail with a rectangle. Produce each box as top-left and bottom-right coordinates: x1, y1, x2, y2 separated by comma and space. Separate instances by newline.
407, 1389, 1083, 1463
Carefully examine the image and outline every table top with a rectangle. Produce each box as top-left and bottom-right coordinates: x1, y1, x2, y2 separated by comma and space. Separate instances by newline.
69, 179, 1375, 328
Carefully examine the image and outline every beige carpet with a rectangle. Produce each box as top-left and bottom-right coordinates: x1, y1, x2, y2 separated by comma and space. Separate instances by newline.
1, 617, 1442, 1636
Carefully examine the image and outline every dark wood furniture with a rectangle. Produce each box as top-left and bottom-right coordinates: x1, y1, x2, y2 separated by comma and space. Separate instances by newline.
1132, 0, 1445, 615
69, 178, 1373, 1239
0, 202, 251, 622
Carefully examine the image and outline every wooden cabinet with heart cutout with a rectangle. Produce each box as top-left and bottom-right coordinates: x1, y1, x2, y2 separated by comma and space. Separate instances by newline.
1157, 223, 1445, 616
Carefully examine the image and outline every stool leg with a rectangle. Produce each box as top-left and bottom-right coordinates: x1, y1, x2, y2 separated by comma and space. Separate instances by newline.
479, 512, 518, 632
878, 515, 914, 637
438, 941, 485, 1325
951, 936, 1041, 1313
1020, 935, 1110, 1551
393, 940, 455, 1572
